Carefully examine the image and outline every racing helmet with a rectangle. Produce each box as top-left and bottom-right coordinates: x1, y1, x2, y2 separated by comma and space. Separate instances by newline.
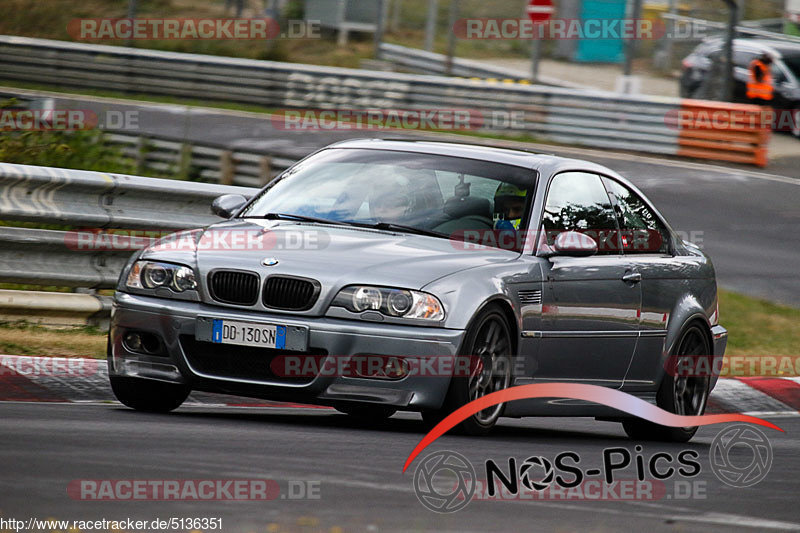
493, 183, 527, 230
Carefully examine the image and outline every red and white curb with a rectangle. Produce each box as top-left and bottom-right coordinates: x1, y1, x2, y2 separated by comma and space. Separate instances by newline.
1, 355, 799, 415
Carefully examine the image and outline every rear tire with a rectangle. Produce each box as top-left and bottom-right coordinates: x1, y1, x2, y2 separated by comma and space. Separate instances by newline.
622, 324, 711, 442
422, 304, 513, 436
110, 376, 190, 413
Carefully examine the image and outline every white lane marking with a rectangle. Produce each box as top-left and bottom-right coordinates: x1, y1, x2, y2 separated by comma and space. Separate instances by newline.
624, 502, 800, 531
670, 512, 800, 531
1, 85, 797, 186
741, 411, 800, 418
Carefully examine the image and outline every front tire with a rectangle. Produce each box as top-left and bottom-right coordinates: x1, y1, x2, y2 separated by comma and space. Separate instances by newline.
422, 305, 513, 436
110, 376, 190, 413
623, 324, 711, 442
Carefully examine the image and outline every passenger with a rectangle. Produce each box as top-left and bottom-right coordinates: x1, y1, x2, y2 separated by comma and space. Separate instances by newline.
493, 183, 527, 231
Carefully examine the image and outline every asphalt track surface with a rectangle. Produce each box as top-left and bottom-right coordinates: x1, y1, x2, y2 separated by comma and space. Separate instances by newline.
28, 90, 800, 308
2, 90, 800, 532
1, 402, 799, 532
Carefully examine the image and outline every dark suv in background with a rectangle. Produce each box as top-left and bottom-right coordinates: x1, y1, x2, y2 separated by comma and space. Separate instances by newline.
680, 38, 800, 137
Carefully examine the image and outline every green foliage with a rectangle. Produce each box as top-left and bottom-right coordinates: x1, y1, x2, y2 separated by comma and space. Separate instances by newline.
0, 129, 136, 174
283, 0, 304, 20
719, 290, 800, 355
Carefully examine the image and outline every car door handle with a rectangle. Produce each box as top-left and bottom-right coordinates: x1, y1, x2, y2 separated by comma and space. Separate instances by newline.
622, 272, 642, 283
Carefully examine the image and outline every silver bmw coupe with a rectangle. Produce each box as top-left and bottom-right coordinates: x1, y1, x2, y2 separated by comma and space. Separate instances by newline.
108, 139, 727, 441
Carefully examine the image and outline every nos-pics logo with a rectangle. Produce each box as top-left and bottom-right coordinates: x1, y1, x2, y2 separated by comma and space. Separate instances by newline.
412, 425, 773, 513
413, 450, 476, 513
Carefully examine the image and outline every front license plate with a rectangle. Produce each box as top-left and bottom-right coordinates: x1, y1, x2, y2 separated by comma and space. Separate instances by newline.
211, 319, 286, 350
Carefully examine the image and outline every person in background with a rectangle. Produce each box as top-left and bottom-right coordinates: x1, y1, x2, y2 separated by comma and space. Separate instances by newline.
746, 53, 774, 106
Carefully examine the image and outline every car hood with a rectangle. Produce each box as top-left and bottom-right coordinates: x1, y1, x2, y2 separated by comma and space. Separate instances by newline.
142, 218, 518, 298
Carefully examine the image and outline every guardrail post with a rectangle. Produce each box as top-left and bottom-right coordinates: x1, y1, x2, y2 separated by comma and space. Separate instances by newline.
178, 142, 193, 180
424, 0, 438, 51
259, 156, 273, 186
444, 0, 458, 75
136, 135, 149, 175
220, 150, 235, 185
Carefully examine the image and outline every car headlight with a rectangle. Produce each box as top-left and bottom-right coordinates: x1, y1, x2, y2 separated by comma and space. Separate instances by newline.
331, 286, 444, 321
126, 261, 197, 292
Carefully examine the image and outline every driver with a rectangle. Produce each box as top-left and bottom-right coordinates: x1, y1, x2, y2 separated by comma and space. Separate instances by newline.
368, 173, 414, 223
493, 183, 527, 231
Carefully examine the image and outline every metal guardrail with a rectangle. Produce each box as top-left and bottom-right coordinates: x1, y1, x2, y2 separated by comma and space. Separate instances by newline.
0, 163, 257, 290
378, 43, 593, 90
103, 133, 296, 188
0, 162, 255, 230
0, 35, 771, 166
0, 289, 111, 328
0, 226, 130, 288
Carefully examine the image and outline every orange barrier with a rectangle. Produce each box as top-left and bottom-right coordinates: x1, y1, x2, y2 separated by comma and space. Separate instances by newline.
676, 100, 771, 167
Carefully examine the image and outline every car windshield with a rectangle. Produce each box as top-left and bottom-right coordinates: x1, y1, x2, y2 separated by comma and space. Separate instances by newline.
239, 148, 536, 251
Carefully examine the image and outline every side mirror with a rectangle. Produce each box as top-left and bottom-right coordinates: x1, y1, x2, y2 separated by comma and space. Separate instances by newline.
211, 194, 248, 218
551, 230, 598, 257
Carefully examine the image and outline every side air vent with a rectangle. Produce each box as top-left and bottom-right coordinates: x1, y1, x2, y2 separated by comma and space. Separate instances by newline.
518, 289, 542, 305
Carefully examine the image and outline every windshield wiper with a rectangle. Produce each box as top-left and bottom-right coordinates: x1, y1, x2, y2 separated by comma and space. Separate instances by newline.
240, 213, 446, 238
240, 212, 353, 226
359, 221, 447, 239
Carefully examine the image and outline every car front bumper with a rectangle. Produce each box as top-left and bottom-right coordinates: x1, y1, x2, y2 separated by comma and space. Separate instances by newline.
108, 293, 465, 410
710, 324, 728, 391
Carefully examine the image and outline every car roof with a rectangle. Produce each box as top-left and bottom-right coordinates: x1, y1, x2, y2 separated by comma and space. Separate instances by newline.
324, 138, 618, 177
321, 138, 665, 234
